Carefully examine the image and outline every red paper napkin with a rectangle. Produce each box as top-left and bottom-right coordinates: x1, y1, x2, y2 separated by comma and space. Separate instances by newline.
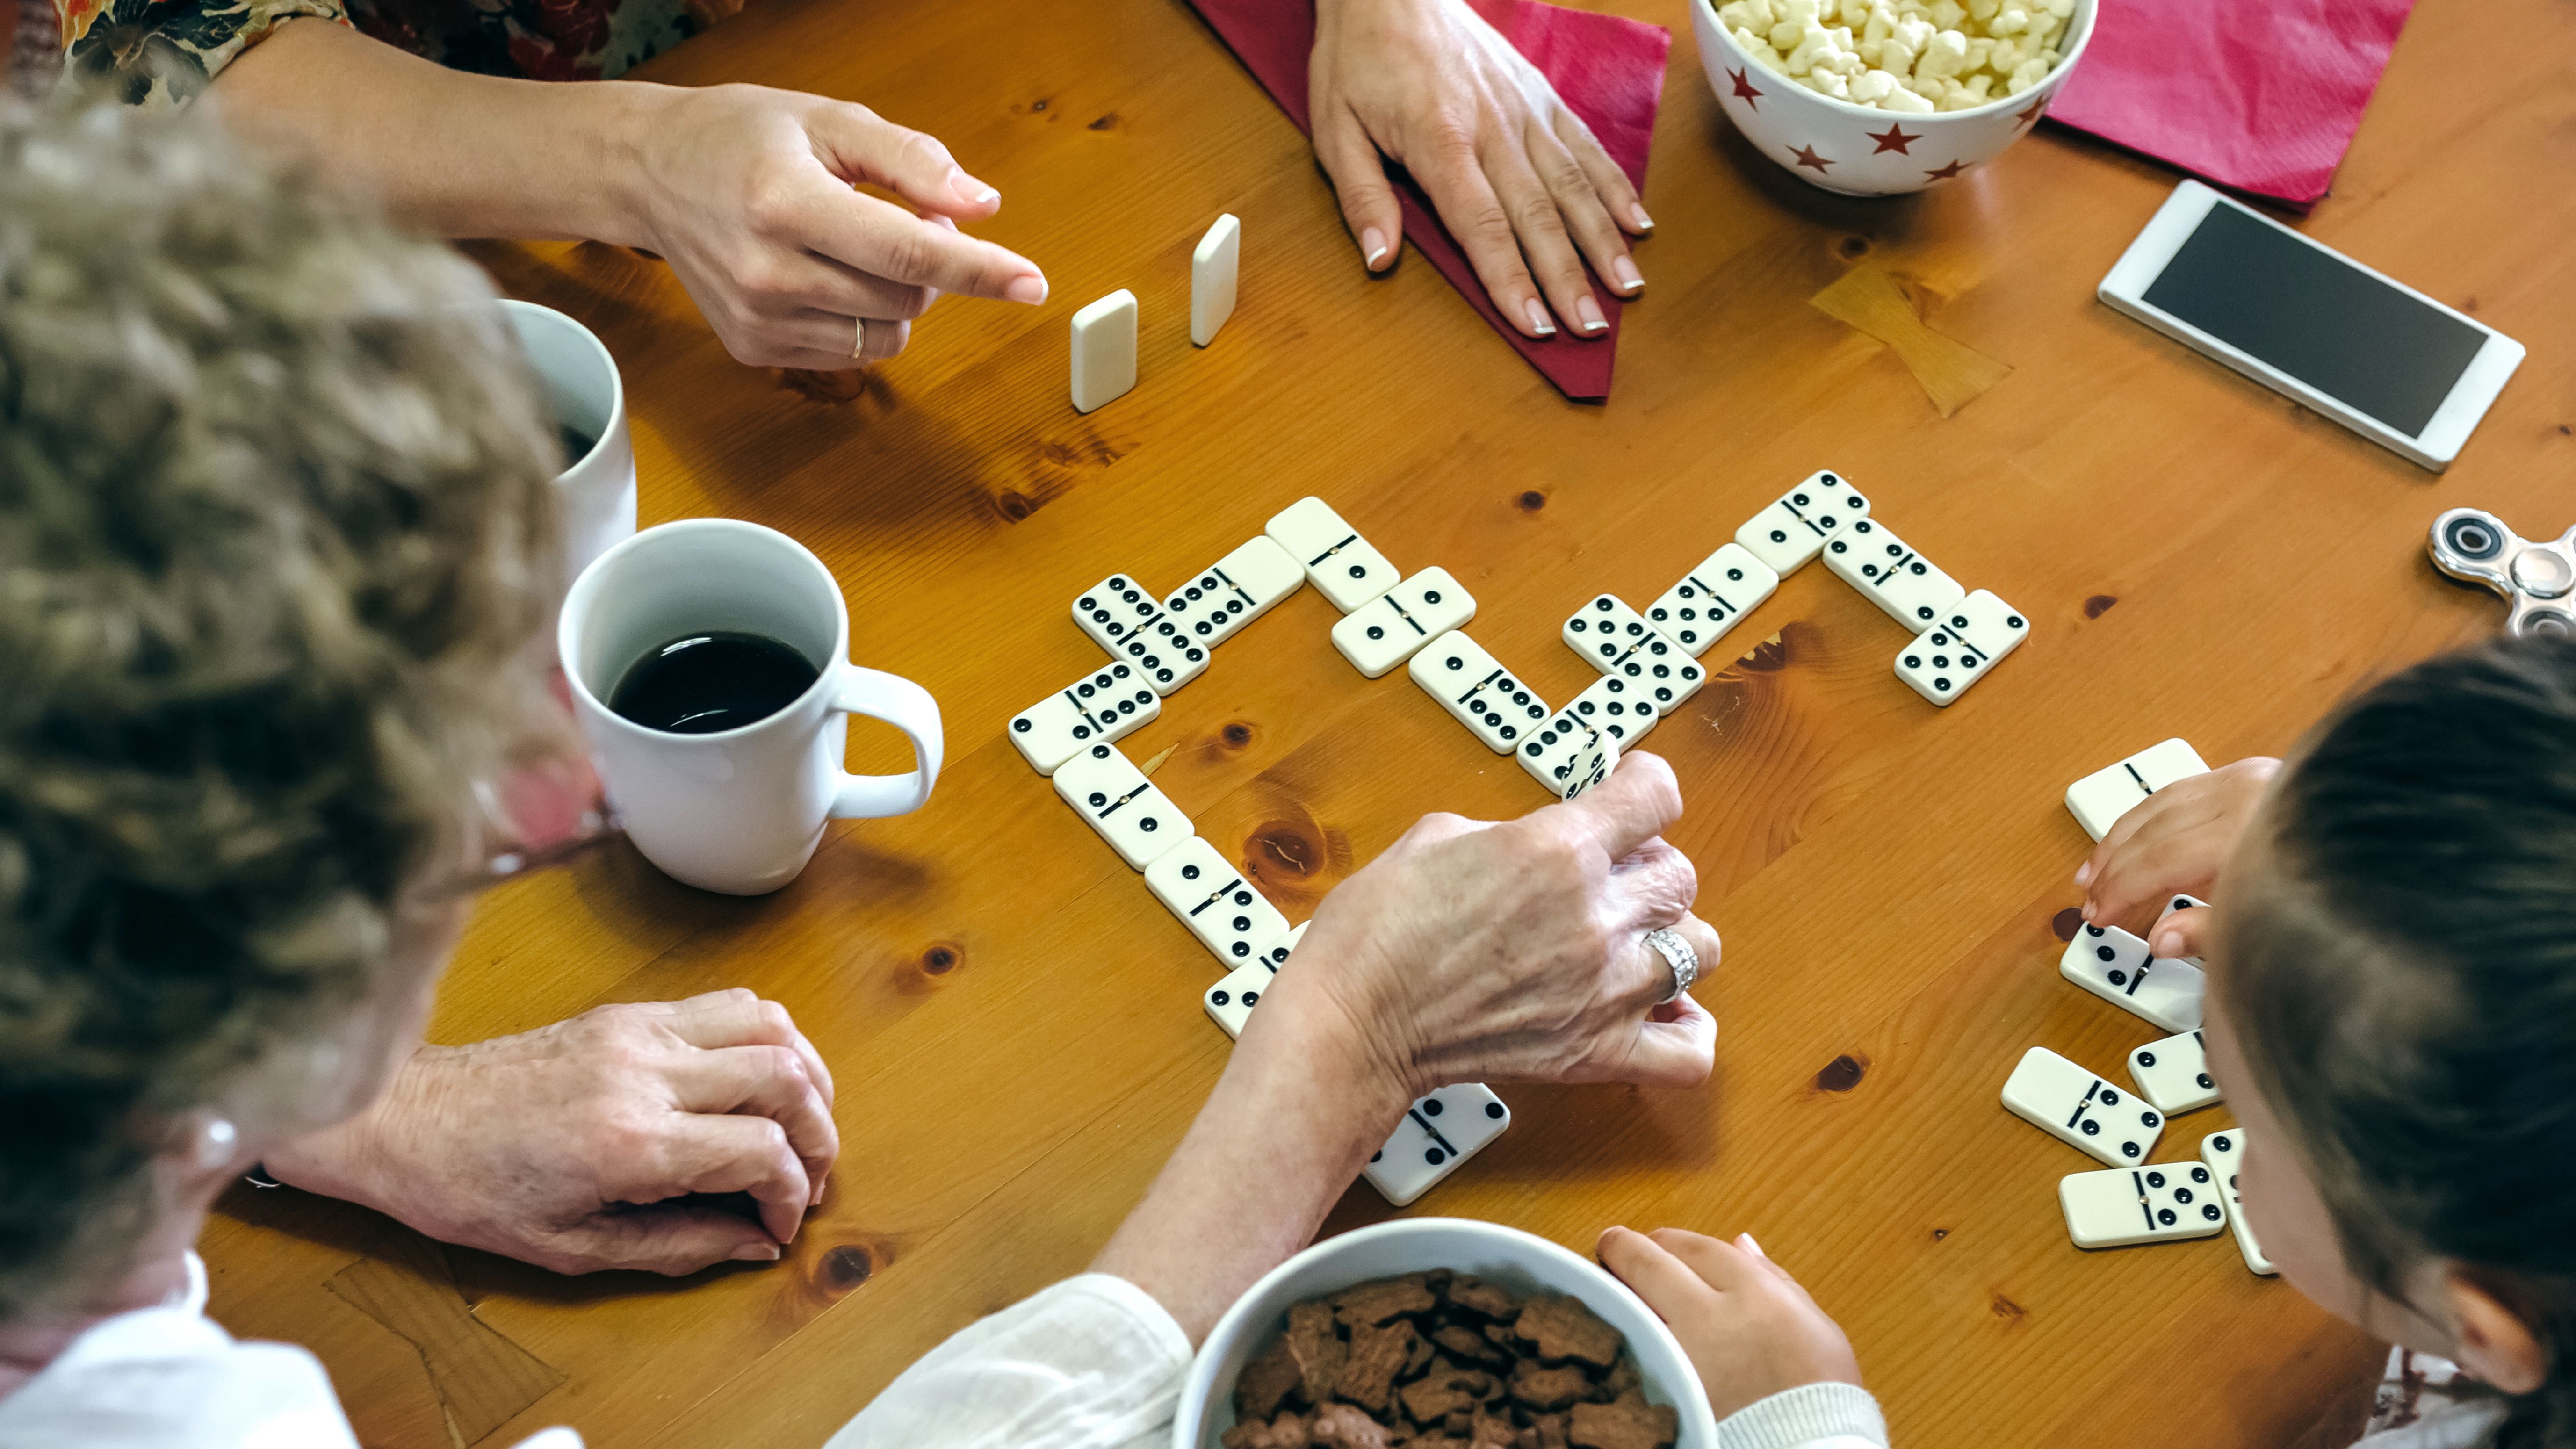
1186, 0, 1669, 401
2045, 0, 2418, 208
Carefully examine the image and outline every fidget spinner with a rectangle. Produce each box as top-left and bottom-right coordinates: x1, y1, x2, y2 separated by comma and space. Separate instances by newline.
2429, 509, 2576, 637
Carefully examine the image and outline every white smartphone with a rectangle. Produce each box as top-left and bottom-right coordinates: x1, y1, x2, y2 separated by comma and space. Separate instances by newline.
2098, 180, 2523, 472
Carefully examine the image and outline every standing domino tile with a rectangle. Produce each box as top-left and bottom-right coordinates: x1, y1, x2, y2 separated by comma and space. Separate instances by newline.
1264, 497, 1401, 611
1145, 837, 1293, 968
2001, 1046, 2165, 1167
1205, 923, 1305, 1038
1735, 470, 1872, 575
1365, 1085, 1511, 1207
1190, 214, 1239, 347
1517, 708, 1618, 800
1071, 574, 1208, 696
1896, 591, 2028, 705
1822, 519, 1965, 633
2058, 1161, 2229, 1249
2064, 738, 2212, 842
1331, 567, 1477, 678
1008, 663, 1160, 775
1069, 289, 1138, 414
2060, 923, 2206, 1032
1646, 544, 1779, 655
2129, 1031, 2222, 1115
1563, 674, 1657, 749
1052, 743, 1190, 870
1560, 595, 1704, 715
2201, 1131, 2278, 1275
1407, 632, 1550, 753
1162, 537, 1304, 651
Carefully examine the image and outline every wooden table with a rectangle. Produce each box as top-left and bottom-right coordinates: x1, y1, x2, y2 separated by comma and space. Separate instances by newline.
200, 0, 2575, 1443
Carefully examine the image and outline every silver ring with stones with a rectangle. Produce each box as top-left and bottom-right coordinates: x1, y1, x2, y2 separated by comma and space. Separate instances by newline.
1645, 927, 1698, 1002
852, 317, 866, 360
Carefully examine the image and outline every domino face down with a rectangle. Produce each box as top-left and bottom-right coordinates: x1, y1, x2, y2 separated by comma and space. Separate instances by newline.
1265, 497, 1400, 612
2061, 923, 2206, 1033
1407, 632, 1549, 753
1009, 662, 1160, 775
2129, 1030, 2221, 1115
1365, 1084, 1511, 1207
1735, 469, 1871, 576
1896, 590, 2028, 706
1190, 213, 1238, 348
2059, 1161, 2228, 1249
1052, 743, 1190, 870
1071, 573, 1207, 696
1331, 567, 1476, 678
1162, 537, 1303, 651
2065, 738, 2211, 842
1145, 837, 1293, 969
1647, 543, 1778, 656
1069, 289, 1137, 415
1205, 923, 1305, 1039
2002, 1046, 2165, 1168
2201, 1130, 2278, 1275
1822, 518, 1963, 633
1560, 595, 1703, 715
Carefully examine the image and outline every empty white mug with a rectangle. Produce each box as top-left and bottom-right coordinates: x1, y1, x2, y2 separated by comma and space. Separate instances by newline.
558, 519, 943, 895
500, 299, 637, 587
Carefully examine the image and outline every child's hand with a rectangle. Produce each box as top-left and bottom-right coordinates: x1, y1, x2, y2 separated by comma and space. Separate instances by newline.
2078, 757, 2280, 957
1595, 1226, 1863, 1421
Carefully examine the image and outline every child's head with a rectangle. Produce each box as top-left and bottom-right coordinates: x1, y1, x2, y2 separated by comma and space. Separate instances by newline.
2210, 634, 2576, 1434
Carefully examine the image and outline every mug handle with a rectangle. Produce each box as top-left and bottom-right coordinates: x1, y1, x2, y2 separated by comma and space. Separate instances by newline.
825, 663, 944, 818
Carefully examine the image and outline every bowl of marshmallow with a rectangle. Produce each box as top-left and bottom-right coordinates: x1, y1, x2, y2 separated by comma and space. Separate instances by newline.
1689, 0, 2097, 196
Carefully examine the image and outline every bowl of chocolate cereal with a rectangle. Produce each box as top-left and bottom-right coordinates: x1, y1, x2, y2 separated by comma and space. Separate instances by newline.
1690, 0, 2098, 195
1173, 1218, 1714, 1449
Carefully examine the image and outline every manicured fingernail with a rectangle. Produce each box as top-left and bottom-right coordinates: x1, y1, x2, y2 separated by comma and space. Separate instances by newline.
1630, 203, 1654, 231
2073, 862, 2093, 887
1576, 296, 1609, 333
1361, 227, 1389, 267
731, 1243, 781, 1262
949, 167, 999, 206
1739, 1233, 1765, 1258
1612, 257, 1644, 294
1005, 274, 1047, 305
1523, 298, 1558, 337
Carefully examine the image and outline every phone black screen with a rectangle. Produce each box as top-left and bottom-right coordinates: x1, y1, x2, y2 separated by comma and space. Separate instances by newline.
2141, 202, 2486, 438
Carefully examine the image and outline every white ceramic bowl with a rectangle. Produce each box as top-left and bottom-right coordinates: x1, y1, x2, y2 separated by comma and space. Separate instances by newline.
1171, 1218, 1718, 1449
1688, 0, 2097, 196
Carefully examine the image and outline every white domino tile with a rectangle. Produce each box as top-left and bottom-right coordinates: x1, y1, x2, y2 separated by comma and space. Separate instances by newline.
1069, 289, 1137, 414
1560, 595, 1702, 715
2201, 1130, 2278, 1275
1517, 707, 1617, 800
2002, 1046, 2165, 1168
1560, 673, 1657, 750
2064, 738, 2210, 842
2061, 923, 2206, 1033
1146, 837, 1293, 969
2059, 1160, 2229, 1249
1364, 1084, 1510, 1207
1071, 573, 1207, 696
2128, 1031, 2221, 1115
1895, 590, 2028, 706
1821, 518, 1963, 633
1190, 214, 1239, 348
1009, 662, 1160, 775
1645, 543, 1778, 656
1205, 923, 1304, 1038
1407, 631, 1550, 754
1331, 567, 1476, 678
1734, 470, 1871, 575
1264, 497, 1400, 612
1162, 537, 1304, 652
1052, 743, 1190, 870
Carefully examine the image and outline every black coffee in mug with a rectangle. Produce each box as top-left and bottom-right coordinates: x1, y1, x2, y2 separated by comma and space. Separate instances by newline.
609, 631, 819, 734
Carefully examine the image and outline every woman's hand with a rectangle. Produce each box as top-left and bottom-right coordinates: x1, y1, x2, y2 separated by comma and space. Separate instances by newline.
1309, 0, 1649, 339
1596, 1226, 1864, 1422
1252, 751, 1719, 1100
614, 83, 1048, 369
262, 989, 837, 1276
2078, 757, 2281, 957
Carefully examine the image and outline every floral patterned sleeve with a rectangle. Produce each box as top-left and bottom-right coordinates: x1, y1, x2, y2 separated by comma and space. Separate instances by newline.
57, 0, 349, 107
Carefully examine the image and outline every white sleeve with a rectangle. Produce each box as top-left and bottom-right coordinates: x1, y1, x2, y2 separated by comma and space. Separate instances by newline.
826, 1274, 1193, 1449
1716, 1381, 1891, 1449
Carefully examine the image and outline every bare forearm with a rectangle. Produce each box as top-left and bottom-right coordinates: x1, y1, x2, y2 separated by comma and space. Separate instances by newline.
205, 18, 655, 244
1091, 1001, 1411, 1345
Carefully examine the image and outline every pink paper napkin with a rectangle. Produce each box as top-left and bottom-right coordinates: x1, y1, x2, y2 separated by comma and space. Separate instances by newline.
1187, 0, 1670, 401
2045, 0, 2419, 207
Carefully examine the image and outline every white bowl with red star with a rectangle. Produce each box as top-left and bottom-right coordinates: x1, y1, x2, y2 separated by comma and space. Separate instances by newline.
1688, 0, 2097, 196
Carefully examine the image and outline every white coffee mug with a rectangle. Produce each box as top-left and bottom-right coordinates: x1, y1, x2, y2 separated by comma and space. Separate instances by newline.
558, 519, 943, 895
500, 299, 637, 587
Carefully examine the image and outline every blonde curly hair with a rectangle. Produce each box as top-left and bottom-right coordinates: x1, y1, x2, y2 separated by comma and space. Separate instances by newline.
0, 94, 561, 1318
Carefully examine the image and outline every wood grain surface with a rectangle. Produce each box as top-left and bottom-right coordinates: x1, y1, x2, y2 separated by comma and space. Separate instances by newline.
197, 0, 2575, 1445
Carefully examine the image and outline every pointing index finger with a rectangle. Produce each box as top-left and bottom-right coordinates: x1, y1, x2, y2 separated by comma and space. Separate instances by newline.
780, 178, 1047, 305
